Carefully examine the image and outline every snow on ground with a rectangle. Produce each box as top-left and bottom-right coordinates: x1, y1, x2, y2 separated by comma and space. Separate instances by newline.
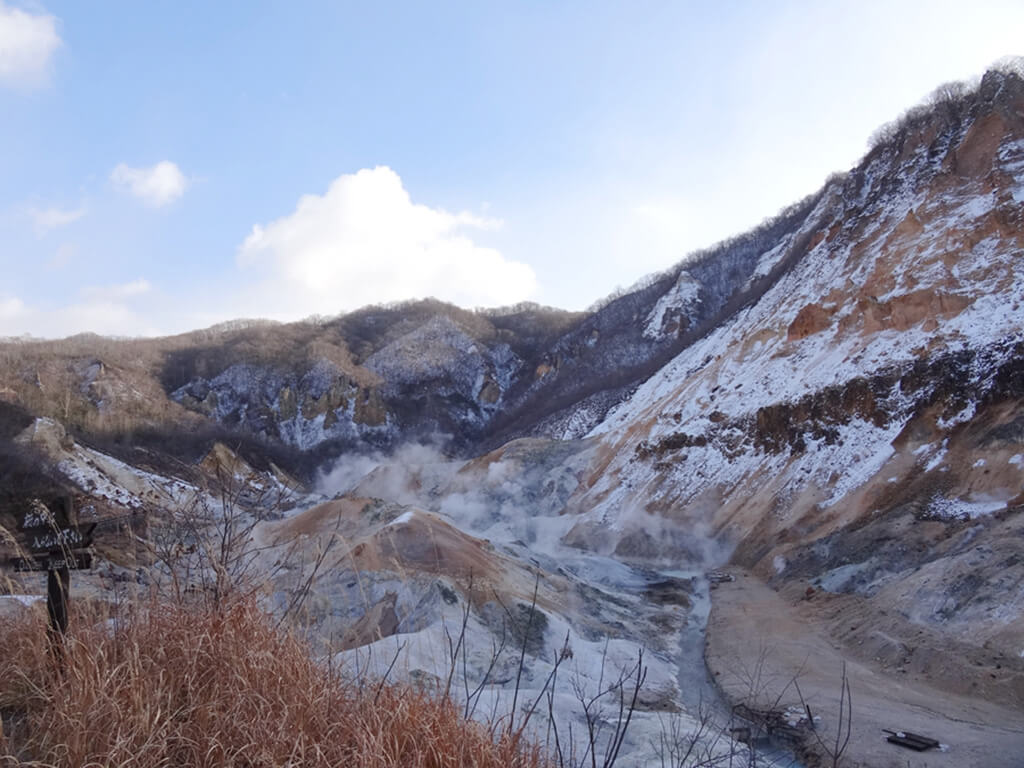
926, 496, 1007, 520
0, 595, 44, 606
58, 442, 197, 509
336, 603, 746, 768
387, 509, 415, 526
643, 270, 701, 340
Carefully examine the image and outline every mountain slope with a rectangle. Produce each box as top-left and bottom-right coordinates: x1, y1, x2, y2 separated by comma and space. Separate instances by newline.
565, 68, 1024, 684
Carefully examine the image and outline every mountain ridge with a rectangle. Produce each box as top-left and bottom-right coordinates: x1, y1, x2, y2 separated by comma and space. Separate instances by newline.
4, 67, 1020, 473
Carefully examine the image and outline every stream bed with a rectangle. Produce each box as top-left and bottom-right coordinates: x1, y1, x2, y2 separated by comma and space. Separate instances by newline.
658, 568, 807, 768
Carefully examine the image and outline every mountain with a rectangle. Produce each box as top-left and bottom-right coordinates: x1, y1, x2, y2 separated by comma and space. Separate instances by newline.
576, 67, 1024, 612
3, 66, 1024, 767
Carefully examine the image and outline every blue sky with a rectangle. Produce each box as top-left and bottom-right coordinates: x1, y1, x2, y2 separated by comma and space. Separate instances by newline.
1, 1, 1021, 338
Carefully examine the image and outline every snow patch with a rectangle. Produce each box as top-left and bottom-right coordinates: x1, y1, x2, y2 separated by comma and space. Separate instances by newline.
643, 271, 701, 340
388, 509, 415, 526
924, 442, 949, 473
926, 496, 1005, 520
937, 402, 976, 429
0, 595, 44, 607
823, 420, 901, 506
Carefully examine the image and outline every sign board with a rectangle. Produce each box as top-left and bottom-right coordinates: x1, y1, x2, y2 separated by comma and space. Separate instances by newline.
12, 551, 93, 572
26, 524, 95, 554
15, 498, 95, 553
18, 499, 62, 531
6, 495, 95, 641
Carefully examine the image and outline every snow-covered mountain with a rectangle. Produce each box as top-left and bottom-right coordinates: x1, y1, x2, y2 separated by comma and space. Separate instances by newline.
573, 68, 1024, 617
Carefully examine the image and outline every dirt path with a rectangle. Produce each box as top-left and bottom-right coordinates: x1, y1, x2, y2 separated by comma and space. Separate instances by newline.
705, 569, 1024, 768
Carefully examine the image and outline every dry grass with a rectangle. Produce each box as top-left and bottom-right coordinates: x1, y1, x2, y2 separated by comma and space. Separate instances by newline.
0, 597, 547, 768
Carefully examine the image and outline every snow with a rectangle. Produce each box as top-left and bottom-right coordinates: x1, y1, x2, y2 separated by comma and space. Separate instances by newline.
999, 139, 1024, 205
596, 190, 1017, 436
938, 402, 976, 429
0, 595, 43, 607
924, 441, 949, 473
752, 239, 792, 278
926, 496, 1006, 520
59, 443, 197, 509
388, 509, 415, 526
824, 422, 902, 506
643, 270, 701, 340
1009, 454, 1023, 468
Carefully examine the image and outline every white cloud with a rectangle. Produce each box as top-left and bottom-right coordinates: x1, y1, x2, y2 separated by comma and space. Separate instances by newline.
111, 161, 187, 207
237, 166, 536, 317
0, 296, 25, 319
0, 283, 158, 339
28, 204, 84, 234
81, 278, 151, 302
0, 2, 60, 88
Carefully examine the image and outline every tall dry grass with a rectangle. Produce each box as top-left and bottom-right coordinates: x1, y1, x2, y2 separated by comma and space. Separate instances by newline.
0, 597, 547, 768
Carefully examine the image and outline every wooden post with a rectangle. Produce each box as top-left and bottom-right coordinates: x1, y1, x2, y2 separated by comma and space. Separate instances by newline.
14, 494, 96, 654
47, 496, 73, 645
47, 565, 69, 636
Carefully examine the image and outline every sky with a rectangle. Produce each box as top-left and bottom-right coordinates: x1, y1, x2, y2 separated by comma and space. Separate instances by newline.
0, 1, 1021, 339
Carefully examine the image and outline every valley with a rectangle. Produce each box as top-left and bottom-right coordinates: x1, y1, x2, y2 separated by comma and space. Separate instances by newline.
3, 66, 1024, 766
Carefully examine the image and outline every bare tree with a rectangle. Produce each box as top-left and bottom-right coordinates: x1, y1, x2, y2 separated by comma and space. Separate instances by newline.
795, 664, 851, 768
145, 451, 333, 616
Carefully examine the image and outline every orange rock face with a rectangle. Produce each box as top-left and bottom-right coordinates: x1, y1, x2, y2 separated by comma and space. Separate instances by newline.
787, 303, 834, 341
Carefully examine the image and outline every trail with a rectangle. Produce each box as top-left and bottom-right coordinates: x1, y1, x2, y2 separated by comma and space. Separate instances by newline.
705, 569, 1024, 768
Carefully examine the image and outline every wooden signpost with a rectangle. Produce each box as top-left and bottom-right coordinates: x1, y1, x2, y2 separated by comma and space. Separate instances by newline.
7, 495, 95, 639
12, 551, 93, 572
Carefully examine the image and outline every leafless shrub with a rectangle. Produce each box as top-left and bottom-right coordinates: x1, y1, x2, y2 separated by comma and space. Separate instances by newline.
794, 665, 852, 768
654, 698, 746, 768
145, 455, 308, 612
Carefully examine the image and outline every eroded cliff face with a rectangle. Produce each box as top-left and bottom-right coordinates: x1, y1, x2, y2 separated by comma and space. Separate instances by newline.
565, 70, 1024, 661
165, 313, 528, 452
158, 186, 833, 453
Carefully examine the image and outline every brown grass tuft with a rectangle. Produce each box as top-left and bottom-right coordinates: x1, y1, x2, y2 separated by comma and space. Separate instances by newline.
0, 597, 546, 767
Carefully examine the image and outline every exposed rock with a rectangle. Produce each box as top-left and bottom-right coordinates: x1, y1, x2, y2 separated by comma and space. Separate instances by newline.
786, 302, 833, 341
